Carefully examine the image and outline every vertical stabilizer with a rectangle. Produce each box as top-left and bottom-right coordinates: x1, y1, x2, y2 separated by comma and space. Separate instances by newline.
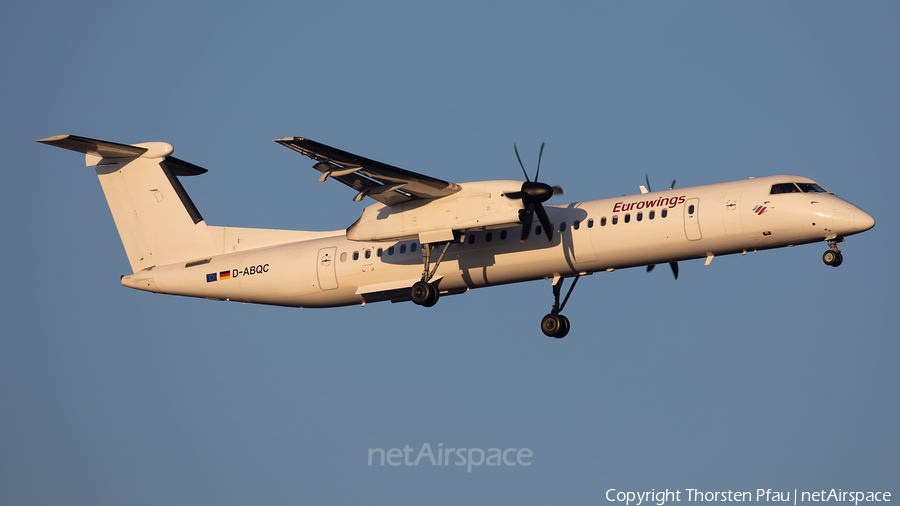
38, 135, 221, 273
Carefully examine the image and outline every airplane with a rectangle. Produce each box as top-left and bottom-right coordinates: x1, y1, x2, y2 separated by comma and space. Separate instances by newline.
37, 134, 875, 338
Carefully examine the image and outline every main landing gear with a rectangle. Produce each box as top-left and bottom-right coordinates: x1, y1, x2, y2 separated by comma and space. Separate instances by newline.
823, 238, 844, 267
541, 275, 580, 339
411, 242, 451, 308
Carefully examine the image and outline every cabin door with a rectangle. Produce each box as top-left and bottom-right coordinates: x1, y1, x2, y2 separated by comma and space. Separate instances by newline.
684, 198, 702, 241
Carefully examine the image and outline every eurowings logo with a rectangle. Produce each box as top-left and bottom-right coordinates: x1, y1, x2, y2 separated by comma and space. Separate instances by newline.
752, 205, 767, 215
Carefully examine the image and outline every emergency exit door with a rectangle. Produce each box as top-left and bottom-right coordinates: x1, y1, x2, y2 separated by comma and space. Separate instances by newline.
316, 247, 338, 290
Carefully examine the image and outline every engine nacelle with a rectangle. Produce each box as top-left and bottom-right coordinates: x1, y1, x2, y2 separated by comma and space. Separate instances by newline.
346, 180, 525, 243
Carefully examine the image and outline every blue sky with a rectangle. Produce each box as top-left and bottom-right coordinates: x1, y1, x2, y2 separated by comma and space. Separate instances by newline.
2, 1, 898, 505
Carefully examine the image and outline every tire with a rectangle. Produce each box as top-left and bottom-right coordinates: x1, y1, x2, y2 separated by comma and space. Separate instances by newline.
411, 281, 434, 306
555, 315, 570, 339
832, 251, 843, 267
423, 287, 439, 307
541, 314, 570, 339
823, 250, 837, 266
541, 314, 561, 337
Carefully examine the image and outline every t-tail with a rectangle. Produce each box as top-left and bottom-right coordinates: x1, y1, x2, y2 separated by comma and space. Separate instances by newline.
37, 135, 221, 273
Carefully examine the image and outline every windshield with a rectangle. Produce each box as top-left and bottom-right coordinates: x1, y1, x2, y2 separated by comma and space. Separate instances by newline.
796, 182, 828, 193
770, 183, 801, 194
770, 182, 829, 194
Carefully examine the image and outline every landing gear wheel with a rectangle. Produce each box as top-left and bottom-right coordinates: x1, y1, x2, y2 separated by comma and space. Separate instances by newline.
411, 281, 439, 307
423, 289, 439, 307
556, 315, 570, 339
541, 313, 570, 338
823, 250, 843, 267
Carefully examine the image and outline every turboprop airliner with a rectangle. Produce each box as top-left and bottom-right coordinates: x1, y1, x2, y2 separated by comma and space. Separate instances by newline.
38, 134, 875, 338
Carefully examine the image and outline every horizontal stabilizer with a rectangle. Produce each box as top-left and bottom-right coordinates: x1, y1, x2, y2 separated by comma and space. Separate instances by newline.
38, 135, 208, 175
37, 134, 148, 158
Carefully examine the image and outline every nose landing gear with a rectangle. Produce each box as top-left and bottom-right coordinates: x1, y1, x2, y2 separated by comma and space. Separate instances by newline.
823, 238, 844, 267
541, 275, 580, 338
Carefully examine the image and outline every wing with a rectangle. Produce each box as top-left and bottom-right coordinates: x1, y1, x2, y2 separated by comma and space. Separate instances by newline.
275, 137, 460, 206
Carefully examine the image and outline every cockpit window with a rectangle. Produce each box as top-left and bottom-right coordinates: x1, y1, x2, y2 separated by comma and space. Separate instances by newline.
796, 182, 828, 193
770, 183, 801, 194
770, 182, 829, 194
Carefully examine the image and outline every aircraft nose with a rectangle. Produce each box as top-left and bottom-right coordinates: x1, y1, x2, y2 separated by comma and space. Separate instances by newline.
832, 200, 874, 236
854, 207, 875, 232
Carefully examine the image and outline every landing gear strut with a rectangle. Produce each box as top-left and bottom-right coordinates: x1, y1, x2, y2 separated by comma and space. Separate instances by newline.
411, 242, 451, 307
541, 275, 580, 338
823, 238, 844, 267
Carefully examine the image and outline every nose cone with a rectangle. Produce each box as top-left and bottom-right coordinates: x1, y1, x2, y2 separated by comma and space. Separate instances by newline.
832, 200, 875, 236
854, 208, 876, 232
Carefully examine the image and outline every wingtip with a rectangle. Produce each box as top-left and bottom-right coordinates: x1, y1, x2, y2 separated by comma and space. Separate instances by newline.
36, 134, 69, 143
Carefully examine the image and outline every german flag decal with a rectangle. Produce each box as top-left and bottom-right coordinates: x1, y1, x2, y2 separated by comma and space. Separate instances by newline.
219, 270, 231, 280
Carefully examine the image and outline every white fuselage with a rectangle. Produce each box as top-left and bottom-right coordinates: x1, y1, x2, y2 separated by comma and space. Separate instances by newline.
121, 174, 874, 308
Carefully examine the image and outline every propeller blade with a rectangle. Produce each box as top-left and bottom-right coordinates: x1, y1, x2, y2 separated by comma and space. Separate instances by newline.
645, 174, 652, 193
670, 261, 679, 280
534, 203, 553, 243
504, 191, 526, 200
552, 185, 564, 196
519, 203, 535, 243
534, 142, 545, 181
514, 144, 530, 182
647, 264, 655, 273
670, 179, 676, 190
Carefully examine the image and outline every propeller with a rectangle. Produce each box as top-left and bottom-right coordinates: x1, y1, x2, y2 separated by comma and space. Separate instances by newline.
646, 262, 679, 280
643, 174, 678, 279
505, 143, 563, 243
644, 174, 677, 192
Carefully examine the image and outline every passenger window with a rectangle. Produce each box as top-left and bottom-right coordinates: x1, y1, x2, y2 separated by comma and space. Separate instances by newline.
353, 251, 359, 261
573, 220, 580, 230
377, 248, 383, 257
588, 218, 594, 228
535, 226, 542, 236
468, 234, 475, 244
612, 215, 618, 225
624, 214, 631, 223
560, 222, 567, 232
365, 249, 371, 259
649, 210, 655, 220
400, 244, 407, 254
340, 252, 347, 262
388, 246, 394, 256
662, 209, 668, 218
500, 230, 508, 240
486, 232, 493, 242
688, 205, 695, 214
411, 243, 417, 253
636, 212, 642, 222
